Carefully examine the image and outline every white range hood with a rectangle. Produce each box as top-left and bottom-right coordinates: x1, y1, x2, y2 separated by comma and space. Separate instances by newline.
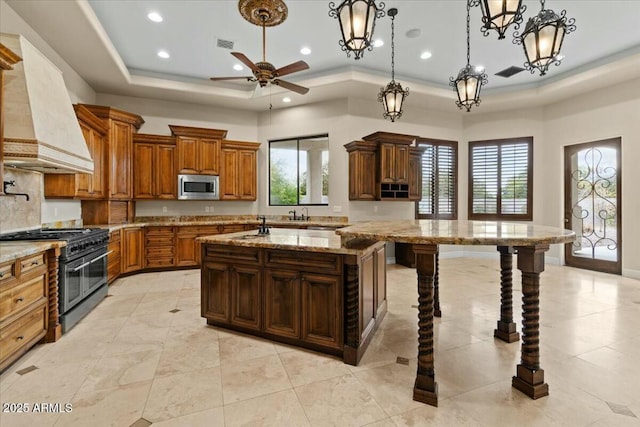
1, 33, 93, 174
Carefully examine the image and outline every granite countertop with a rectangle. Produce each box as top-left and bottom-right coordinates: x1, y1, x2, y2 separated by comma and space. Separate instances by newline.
336, 220, 576, 246
197, 228, 384, 255
0, 241, 66, 264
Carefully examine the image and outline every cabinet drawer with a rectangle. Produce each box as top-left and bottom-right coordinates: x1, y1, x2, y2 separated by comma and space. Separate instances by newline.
203, 245, 261, 264
145, 257, 175, 268
266, 250, 342, 275
146, 227, 175, 237
0, 274, 46, 323
146, 247, 175, 257
0, 261, 15, 284
0, 305, 47, 361
145, 236, 175, 247
19, 253, 46, 276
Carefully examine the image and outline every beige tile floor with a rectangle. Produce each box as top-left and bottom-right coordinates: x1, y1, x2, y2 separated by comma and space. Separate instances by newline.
1, 258, 640, 426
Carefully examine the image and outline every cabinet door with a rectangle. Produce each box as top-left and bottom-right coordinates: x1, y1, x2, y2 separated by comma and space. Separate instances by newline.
175, 232, 198, 267
349, 150, 377, 200
121, 228, 144, 273
230, 265, 261, 331
91, 131, 106, 198
301, 273, 342, 349
264, 268, 300, 339
238, 150, 257, 200
199, 138, 220, 175
177, 136, 199, 174
379, 143, 396, 183
133, 143, 154, 199
156, 144, 176, 199
220, 147, 238, 200
201, 261, 230, 322
408, 152, 421, 200
75, 122, 93, 198
109, 121, 133, 199
395, 145, 409, 183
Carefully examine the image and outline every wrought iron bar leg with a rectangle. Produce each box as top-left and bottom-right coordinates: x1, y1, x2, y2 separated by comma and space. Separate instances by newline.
412, 244, 438, 406
494, 246, 519, 343
512, 244, 550, 399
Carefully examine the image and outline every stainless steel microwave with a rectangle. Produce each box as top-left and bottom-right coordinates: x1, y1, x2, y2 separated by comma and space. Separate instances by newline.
178, 174, 219, 200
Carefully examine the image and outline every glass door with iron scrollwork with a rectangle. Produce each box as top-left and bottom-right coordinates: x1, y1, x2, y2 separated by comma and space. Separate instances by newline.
564, 138, 621, 274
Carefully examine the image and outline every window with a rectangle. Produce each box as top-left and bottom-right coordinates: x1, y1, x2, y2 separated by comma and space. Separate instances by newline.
416, 139, 458, 219
468, 136, 532, 220
269, 134, 329, 206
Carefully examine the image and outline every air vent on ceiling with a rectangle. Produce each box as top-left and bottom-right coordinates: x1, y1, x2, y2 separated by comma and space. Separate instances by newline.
495, 66, 525, 78
216, 38, 235, 50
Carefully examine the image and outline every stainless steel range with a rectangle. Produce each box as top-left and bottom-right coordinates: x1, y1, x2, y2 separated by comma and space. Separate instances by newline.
0, 228, 110, 332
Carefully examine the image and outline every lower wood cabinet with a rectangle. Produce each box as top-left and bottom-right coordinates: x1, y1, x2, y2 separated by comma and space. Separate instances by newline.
121, 227, 144, 274
301, 273, 341, 348
107, 229, 121, 283
264, 268, 300, 339
230, 265, 261, 331
145, 226, 176, 268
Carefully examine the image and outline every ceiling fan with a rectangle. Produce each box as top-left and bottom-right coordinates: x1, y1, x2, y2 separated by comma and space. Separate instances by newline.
210, 1, 309, 95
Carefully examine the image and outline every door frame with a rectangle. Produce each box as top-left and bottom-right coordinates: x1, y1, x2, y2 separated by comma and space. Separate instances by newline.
564, 137, 622, 275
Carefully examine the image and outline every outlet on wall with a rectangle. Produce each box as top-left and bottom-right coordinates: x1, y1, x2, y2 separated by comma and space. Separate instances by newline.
205, 206, 210, 213
209, 205, 215, 213
373, 205, 378, 213
333, 205, 342, 213
162, 206, 167, 213
53, 207, 58, 217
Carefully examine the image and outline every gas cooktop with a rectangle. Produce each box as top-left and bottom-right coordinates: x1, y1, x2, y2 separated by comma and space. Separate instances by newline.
0, 228, 100, 241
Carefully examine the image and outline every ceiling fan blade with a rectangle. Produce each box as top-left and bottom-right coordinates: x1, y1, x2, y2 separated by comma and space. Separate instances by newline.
274, 60, 309, 78
273, 79, 309, 95
209, 76, 253, 81
231, 52, 260, 73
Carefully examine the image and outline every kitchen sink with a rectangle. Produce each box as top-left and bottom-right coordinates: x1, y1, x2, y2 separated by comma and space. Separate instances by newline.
233, 234, 269, 240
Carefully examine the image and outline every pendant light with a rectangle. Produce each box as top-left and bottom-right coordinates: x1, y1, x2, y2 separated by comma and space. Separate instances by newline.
328, 0, 385, 60
377, 8, 408, 122
477, 0, 526, 39
450, 0, 487, 112
514, 0, 576, 76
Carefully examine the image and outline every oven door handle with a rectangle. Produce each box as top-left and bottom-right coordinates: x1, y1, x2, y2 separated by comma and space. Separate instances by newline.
72, 260, 91, 272
89, 250, 113, 264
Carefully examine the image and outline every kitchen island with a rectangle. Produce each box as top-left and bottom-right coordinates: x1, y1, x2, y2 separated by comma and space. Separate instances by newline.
198, 228, 386, 365
336, 220, 575, 406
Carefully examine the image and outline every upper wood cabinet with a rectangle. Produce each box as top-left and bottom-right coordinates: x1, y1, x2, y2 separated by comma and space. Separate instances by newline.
345, 131, 423, 201
0, 43, 22, 196
80, 104, 144, 200
133, 134, 177, 200
169, 125, 227, 175
220, 140, 260, 201
44, 105, 108, 199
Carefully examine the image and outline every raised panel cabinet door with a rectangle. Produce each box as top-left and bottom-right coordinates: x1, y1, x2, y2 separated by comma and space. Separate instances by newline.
91, 131, 106, 198
220, 147, 239, 200
379, 143, 396, 183
155, 144, 177, 199
201, 261, 230, 323
133, 143, 154, 199
374, 244, 387, 316
238, 149, 257, 200
75, 122, 93, 198
230, 265, 261, 331
395, 145, 409, 183
264, 268, 300, 339
199, 138, 220, 175
177, 136, 199, 174
408, 151, 421, 200
175, 232, 198, 267
301, 273, 342, 349
121, 227, 144, 273
109, 121, 133, 199
349, 151, 377, 200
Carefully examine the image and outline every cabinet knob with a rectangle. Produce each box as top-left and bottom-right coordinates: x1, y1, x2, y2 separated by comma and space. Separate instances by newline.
0, 271, 4, 278
16, 335, 24, 341
15, 297, 24, 303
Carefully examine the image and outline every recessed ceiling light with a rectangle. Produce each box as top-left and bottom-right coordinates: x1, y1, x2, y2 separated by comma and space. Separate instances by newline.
420, 51, 432, 60
475, 65, 485, 72
556, 54, 565, 61
283, 97, 291, 103
300, 47, 311, 55
157, 50, 170, 59
373, 39, 384, 48
233, 64, 243, 71
147, 12, 163, 23
406, 28, 421, 38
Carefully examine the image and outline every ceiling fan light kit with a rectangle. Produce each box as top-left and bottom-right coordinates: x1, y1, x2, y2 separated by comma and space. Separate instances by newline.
378, 8, 408, 122
514, 0, 576, 76
328, 0, 386, 60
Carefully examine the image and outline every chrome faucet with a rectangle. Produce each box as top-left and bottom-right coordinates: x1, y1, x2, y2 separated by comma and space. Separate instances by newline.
301, 207, 309, 221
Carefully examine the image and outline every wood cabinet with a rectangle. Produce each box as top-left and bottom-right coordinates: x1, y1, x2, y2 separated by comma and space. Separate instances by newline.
121, 227, 144, 274
301, 273, 341, 348
176, 224, 248, 267
220, 140, 260, 200
145, 226, 176, 268
0, 251, 48, 372
0, 43, 22, 196
345, 131, 424, 201
133, 134, 177, 199
44, 105, 108, 199
169, 125, 227, 175
107, 229, 121, 284
264, 268, 300, 339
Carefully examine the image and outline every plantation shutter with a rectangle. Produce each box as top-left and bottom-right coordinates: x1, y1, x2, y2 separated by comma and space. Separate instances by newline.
417, 141, 457, 219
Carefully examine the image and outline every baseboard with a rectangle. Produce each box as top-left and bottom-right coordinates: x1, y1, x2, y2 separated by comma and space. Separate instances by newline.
386, 257, 396, 265
622, 268, 640, 280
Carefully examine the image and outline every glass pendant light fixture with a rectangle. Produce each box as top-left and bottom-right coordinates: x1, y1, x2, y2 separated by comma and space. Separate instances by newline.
328, 0, 385, 60
477, 0, 526, 39
450, 0, 488, 112
514, 0, 576, 76
377, 8, 408, 122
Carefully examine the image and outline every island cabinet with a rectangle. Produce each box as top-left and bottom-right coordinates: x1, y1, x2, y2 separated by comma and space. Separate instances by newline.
169, 125, 227, 176
0, 250, 48, 372
121, 227, 144, 274
44, 105, 108, 199
133, 134, 177, 200
200, 230, 387, 365
220, 140, 260, 200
